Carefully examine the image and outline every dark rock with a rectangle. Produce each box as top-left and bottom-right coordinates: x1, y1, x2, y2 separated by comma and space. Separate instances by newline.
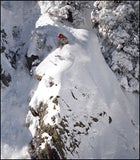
8, 50, 17, 69
1, 29, 7, 38
35, 74, 42, 81
109, 116, 112, 124
52, 96, 59, 105
49, 81, 54, 87
1, 67, 11, 87
67, 10, 73, 23
91, 117, 98, 122
25, 54, 39, 72
74, 121, 85, 128
29, 106, 39, 117
71, 91, 78, 100
0, 46, 6, 53
28, 137, 39, 159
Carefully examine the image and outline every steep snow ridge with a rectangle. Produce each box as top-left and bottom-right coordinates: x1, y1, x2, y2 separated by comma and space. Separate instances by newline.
58, 30, 138, 158
27, 19, 138, 158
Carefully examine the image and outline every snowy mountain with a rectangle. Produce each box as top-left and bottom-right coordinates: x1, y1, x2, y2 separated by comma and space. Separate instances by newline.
1, 1, 139, 159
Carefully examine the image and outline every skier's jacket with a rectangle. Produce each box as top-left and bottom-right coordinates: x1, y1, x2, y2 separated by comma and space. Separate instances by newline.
58, 33, 68, 47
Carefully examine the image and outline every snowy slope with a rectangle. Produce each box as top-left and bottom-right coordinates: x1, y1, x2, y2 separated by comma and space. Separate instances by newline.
1, 1, 139, 159
1, 69, 36, 159
26, 17, 139, 158
1, 1, 41, 159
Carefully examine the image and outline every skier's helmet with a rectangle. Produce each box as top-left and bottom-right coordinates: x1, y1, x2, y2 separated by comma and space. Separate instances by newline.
58, 33, 63, 39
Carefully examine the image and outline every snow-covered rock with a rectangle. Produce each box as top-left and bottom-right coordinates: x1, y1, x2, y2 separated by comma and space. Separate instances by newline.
26, 11, 139, 159
1, 1, 139, 159
1, 2, 41, 159
91, 1, 139, 92
38, 1, 93, 29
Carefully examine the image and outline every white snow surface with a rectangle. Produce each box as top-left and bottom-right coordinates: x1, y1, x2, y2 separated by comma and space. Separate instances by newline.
29, 25, 139, 158
1, 1, 139, 159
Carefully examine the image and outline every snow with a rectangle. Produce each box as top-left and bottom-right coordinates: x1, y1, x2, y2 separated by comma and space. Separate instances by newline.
28, 20, 139, 158
1, 1, 139, 159
1, 2, 40, 158
1, 63, 37, 159
1, 144, 30, 159
91, 1, 139, 92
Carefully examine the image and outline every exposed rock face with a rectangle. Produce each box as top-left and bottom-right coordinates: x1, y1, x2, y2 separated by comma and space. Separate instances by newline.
1, 66, 11, 87
27, 94, 113, 159
1, 1, 41, 86
25, 26, 59, 75
91, 1, 139, 92
1, 29, 12, 87
25, 55, 40, 74
28, 101, 65, 159
26, 76, 117, 159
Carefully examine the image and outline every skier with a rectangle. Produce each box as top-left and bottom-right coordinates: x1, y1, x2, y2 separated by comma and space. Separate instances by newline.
57, 33, 68, 47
